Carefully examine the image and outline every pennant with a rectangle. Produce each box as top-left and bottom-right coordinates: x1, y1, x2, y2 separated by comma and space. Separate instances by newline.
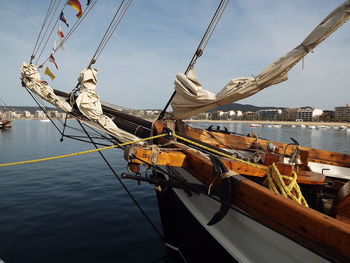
49, 55, 58, 70
87, 0, 91, 5
59, 11, 69, 27
44, 67, 56, 81
67, 0, 83, 18
57, 26, 65, 50
52, 41, 57, 54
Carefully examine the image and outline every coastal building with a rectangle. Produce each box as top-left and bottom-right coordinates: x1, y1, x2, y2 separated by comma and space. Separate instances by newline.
57, 112, 67, 119
21, 110, 32, 118
257, 109, 282, 120
243, 111, 257, 120
192, 112, 209, 120
297, 107, 323, 121
34, 110, 46, 119
334, 104, 350, 121
281, 108, 299, 121
47, 110, 58, 118
4, 111, 21, 119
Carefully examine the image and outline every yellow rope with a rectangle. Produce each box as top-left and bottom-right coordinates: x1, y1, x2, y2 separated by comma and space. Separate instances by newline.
267, 163, 308, 207
2, 130, 308, 206
0, 133, 167, 167
173, 134, 267, 171
173, 134, 308, 206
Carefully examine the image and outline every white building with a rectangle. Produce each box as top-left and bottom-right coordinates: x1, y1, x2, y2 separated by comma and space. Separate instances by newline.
21, 111, 32, 118
57, 112, 67, 119
34, 110, 46, 119
297, 107, 323, 121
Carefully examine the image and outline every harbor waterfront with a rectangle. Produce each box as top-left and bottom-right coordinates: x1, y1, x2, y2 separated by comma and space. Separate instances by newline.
0, 120, 349, 263
187, 119, 350, 128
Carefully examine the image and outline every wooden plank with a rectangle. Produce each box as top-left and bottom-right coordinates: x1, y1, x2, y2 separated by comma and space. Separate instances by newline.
126, 147, 188, 167
186, 126, 350, 168
129, 146, 325, 184
232, 179, 350, 261
162, 142, 350, 261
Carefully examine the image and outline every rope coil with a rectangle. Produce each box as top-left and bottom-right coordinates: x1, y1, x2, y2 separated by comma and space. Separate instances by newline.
173, 134, 308, 206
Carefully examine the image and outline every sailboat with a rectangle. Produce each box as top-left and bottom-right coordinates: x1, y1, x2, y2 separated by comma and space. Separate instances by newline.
19, 0, 350, 262
0, 99, 12, 129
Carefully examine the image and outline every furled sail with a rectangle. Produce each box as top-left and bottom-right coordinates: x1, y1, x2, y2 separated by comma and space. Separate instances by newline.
20, 63, 141, 143
20, 63, 73, 112
75, 67, 141, 143
171, 0, 350, 119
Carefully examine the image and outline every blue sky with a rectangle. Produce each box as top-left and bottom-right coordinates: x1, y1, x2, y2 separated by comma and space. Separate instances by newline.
1, 0, 349, 110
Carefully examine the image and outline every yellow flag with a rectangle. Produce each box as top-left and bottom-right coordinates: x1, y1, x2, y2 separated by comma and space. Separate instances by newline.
44, 67, 55, 81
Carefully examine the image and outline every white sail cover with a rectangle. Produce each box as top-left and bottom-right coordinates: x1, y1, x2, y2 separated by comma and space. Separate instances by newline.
171, 0, 350, 119
20, 63, 141, 143
20, 62, 73, 112
75, 68, 141, 143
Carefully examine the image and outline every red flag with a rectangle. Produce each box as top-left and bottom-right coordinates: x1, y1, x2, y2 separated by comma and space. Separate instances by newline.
49, 55, 58, 70
57, 25, 64, 39
57, 26, 65, 50
67, 0, 83, 18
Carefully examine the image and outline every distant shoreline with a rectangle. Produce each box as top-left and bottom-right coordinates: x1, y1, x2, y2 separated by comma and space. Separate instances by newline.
7, 118, 350, 128
186, 120, 350, 127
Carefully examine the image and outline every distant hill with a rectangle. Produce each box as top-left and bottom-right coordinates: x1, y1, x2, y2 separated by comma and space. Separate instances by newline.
210, 103, 286, 112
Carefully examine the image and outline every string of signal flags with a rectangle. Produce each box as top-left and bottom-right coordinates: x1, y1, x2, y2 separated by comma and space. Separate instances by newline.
44, 0, 91, 81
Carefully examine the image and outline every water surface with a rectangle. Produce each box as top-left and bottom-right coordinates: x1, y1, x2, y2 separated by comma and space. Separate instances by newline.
0, 120, 349, 262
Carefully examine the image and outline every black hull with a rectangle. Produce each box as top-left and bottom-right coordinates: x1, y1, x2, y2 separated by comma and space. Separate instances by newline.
156, 188, 236, 263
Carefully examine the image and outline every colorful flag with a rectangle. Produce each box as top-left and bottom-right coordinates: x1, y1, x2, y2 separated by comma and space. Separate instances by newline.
57, 26, 64, 39
87, 0, 91, 5
57, 26, 65, 50
67, 0, 83, 18
49, 55, 58, 70
59, 11, 69, 27
44, 67, 56, 81
52, 41, 57, 53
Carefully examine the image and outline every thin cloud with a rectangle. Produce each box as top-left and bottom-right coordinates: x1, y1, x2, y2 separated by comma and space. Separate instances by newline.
1, 0, 348, 111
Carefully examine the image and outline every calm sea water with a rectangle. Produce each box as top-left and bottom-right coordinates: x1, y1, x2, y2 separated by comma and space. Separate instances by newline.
0, 120, 349, 263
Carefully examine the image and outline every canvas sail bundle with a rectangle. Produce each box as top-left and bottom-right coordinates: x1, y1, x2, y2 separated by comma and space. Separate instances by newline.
20, 63, 73, 112
20, 63, 141, 143
171, 0, 350, 119
76, 68, 141, 143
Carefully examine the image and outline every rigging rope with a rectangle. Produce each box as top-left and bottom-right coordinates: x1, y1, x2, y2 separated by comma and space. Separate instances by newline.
34, 0, 64, 64
173, 134, 308, 206
0, 133, 167, 167
89, 0, 133, 67
38, 0, 99, 67
77, 121, 167, 245
31, 0, 60, 62
158, 0, 229, 120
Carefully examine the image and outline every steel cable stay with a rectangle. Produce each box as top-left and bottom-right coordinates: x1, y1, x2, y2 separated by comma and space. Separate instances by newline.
33, 0, 64, 64
158, 0, 229, 120
25, 88, 117, 147
30, 0, 60, 62
77, 121, 189, 262
89, 0, 133, 66
24, 73, 124, 147
37, 0, 99, 67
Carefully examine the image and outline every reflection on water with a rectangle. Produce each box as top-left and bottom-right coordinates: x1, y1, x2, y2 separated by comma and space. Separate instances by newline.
0, 120, 349, 263
0, 120, 164, 263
